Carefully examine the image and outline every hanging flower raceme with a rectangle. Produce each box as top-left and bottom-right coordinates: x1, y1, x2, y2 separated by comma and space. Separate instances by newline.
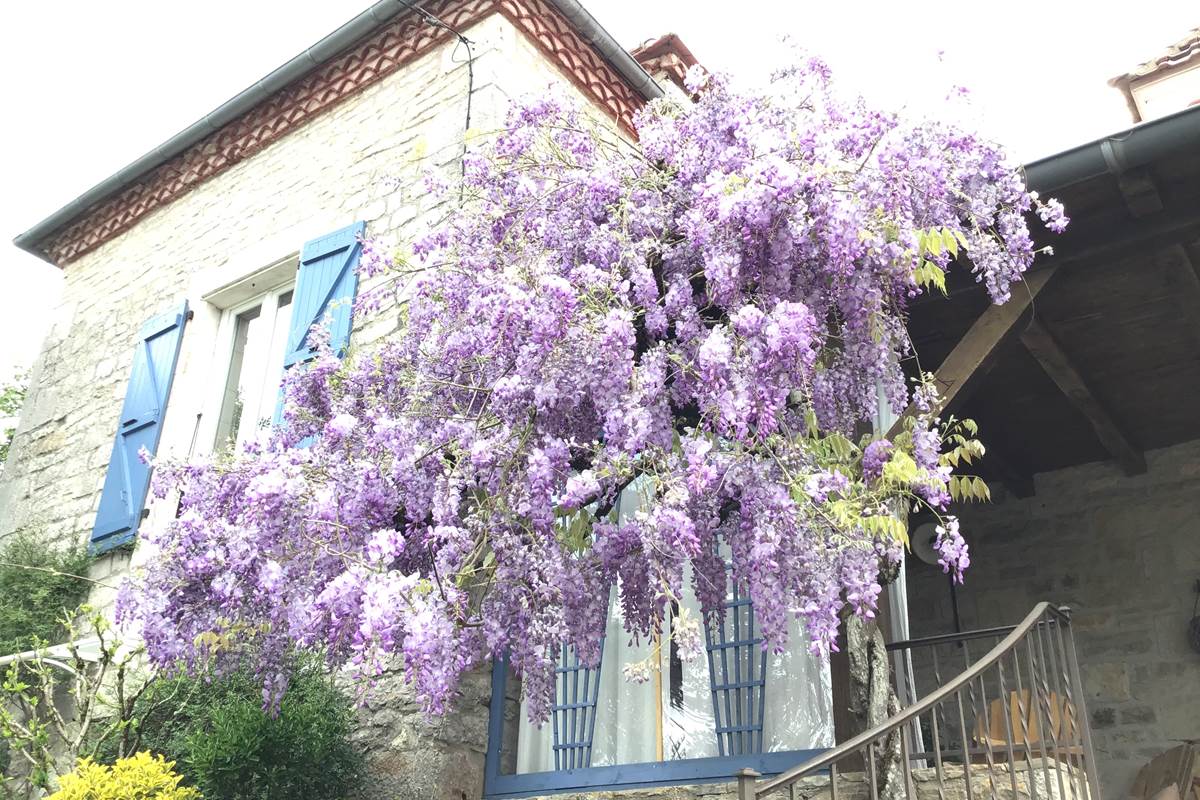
119, 59, 1064, 721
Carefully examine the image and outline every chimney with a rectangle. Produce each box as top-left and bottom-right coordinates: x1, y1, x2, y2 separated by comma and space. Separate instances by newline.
1109, 28, 1200, 123
631, 34, 702, 100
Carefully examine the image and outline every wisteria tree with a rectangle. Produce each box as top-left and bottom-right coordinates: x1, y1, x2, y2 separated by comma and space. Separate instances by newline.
119, 62, 1066, 745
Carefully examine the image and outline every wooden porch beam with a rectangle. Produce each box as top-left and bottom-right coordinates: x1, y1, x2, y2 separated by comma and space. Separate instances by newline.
1019, 318, 1146, 475
889, 266, 1059, 439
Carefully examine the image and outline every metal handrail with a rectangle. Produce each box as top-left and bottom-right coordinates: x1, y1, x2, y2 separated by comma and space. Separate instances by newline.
740, 602, 1096, 800
884, 623, 1020, 651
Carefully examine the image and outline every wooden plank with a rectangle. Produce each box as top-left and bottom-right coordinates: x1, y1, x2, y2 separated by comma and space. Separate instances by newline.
1019, 318, 1147, 475
890, 266, 1059, 439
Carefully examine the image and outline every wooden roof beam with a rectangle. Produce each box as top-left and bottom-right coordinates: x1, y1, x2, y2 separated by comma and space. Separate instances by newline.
1019, 318, 1146, 475
1115, 167, 1164, 218
890, 265, 1060, 439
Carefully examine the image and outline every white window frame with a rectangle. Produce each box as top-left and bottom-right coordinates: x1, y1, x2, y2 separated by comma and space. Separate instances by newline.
195, 255, 298, 456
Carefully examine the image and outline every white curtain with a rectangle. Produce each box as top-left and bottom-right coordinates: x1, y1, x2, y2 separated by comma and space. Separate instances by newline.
516, 590, 660, 773
663, 565, 834, 762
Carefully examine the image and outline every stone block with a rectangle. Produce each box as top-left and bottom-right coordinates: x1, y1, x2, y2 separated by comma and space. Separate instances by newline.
1108, 728, 1149, 744
1083, 662, 1131, 702
1080, 629, 1154, 657
359, 742, 485, 800
1118, 704, 1156, 725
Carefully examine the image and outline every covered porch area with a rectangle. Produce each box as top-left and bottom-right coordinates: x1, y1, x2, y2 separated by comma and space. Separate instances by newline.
899, 103, 1200, 797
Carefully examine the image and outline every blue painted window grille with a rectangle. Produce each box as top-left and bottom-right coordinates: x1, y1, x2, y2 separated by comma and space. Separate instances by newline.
705, 570, 767, 757
550, 642, 603, 770
485, 650, 825, 798
485, 593, 827, 797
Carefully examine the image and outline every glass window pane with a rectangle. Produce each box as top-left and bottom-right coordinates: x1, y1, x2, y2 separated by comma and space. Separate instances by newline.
235, 304, 272, 447
214, 304, 262, 451
213, 286, 295, 453
250, 289, 294, 435
512, 583, 833, 774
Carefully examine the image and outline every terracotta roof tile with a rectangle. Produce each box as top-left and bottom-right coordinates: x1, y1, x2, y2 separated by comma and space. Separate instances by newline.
1110, 27, 1200, 84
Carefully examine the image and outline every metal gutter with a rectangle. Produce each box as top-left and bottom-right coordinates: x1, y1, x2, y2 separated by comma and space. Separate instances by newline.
12, 0, 663, 264
1023, 103, 1200, 192
546, 0, 663, 101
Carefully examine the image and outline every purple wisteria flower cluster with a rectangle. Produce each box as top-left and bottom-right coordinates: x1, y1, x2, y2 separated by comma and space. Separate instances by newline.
119, 61, 1063, 720
934, 516, 970, 584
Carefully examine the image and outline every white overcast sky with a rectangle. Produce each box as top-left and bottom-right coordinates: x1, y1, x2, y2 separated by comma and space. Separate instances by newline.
0, 1, 1194, 386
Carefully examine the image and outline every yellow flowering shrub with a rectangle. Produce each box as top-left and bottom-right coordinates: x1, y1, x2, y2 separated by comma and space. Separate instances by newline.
48, 752, 201, 800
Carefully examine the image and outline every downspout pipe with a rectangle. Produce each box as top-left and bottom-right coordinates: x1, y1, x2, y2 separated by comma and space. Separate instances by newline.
1023, 104, 1200, 193
13, 0, 662, 264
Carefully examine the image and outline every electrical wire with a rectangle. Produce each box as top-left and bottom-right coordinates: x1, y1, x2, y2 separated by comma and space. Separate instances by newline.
395, 0, 476, 193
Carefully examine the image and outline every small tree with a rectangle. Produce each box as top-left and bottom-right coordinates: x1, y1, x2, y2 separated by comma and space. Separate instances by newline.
0, 609, 163, 799
89, 655, 365, 800
0, 370, 27, 469
119, 59, 1066, 774
0, 533, 92, 656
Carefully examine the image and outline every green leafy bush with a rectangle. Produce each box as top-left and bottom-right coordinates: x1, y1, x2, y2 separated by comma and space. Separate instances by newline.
95, 655, 364, 800
0, 532, 91, 655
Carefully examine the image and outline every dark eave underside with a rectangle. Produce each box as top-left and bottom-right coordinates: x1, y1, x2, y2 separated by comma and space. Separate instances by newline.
906, 109, 1200, 488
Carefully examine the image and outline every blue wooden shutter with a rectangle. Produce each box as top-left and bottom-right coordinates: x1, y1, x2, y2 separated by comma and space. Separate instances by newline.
285, 221, 364, 368
91, 301, 189, 554
274, 221, 364, 425
704, 565, 767, 756
551, 641, 604, 770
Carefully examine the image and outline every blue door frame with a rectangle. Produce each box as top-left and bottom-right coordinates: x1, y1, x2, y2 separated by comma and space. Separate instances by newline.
483, 658, 826, 798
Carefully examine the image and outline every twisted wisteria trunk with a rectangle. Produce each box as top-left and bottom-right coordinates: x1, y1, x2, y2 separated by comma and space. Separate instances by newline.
847, 615, 904, 800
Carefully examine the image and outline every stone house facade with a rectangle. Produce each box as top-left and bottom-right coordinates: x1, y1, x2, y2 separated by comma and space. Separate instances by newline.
1109, 27, 1200, 123
1, 0, 667, 558
4, 4, 1199, 800
0, 3, 692, 797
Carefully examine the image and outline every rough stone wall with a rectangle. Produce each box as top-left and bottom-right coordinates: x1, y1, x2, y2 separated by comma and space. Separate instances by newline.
904, 440, 1200, 798
0, 11, 641, 799
350, 664, 495, 800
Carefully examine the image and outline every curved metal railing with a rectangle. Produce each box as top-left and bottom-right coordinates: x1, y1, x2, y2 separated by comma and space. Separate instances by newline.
737, 602, 1103, 800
